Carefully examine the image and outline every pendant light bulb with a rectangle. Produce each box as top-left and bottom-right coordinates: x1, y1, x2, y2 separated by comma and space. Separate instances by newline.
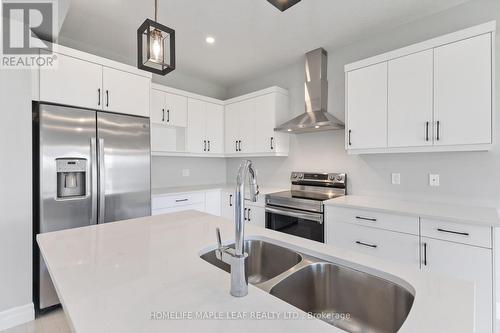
150, 30, 163, 63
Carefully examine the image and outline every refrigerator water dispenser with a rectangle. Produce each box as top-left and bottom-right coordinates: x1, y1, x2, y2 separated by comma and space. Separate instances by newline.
56, 158, 87, 198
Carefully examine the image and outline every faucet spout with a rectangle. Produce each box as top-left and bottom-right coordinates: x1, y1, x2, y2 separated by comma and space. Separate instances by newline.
215, 160, 259, 297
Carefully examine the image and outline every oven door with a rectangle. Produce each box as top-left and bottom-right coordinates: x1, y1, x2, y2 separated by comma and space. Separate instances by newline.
265, 206, 324, 243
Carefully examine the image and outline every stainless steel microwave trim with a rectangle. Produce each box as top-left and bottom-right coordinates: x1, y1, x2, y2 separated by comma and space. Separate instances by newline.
275, 48, 344, 133
265, 206, 323, 224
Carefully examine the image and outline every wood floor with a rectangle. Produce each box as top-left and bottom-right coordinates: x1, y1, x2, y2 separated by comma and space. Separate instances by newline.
3, 308, 71, 333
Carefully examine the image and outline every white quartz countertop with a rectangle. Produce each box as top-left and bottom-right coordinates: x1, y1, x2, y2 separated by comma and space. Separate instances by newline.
325, 195, 500, 227
151, 184, 287, 197
37, 211, 473, 333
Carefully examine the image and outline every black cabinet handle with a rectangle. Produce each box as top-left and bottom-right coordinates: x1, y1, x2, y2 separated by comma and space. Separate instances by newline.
161, 109, 165, 122
437, 228, 469, 236
229, 194, 233, 207
355, 241, 377, 249
244, 208, 248, 221
270, 137, 274, 150
167, 109, 170, 122
423, 242, 427, 266
175, 199, 188, 203
436, 121, 440, 141
208, 140, 211, 152
247, 208, 251, 222
355, 216, 377, 222
203, 140, 207, 152
348, 129, 352, 146
97, 89, 101, 106
425, 121, 429, 142
238, 140, 242, 152
235, 141, 238, 152
105, 90, 109, 107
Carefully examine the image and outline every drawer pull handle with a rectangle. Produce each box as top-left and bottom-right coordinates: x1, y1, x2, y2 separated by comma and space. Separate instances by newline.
355, 216, 377, 222
355, 241, 377, 249
175, 199, 189, 203
437, 228, 469, 236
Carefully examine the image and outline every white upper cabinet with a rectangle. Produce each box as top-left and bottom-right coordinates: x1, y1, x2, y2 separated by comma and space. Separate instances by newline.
205, 102, 224, 154
39, 51, 103, 110
434, 33, 492, 146
225, 88, 290, 156
102, 67, 150, 117
345, 22, 495, 154
346, 62, 388, 149
388, 50, 433, 147
187, 98, 224, 155
166, 93, 188, 127
38, 46, 151, 117
151, 89, 187, 127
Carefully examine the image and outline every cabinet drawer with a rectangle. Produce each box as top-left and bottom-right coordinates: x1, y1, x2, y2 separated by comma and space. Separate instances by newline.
152, 192, 205, 210
152, 203, 205, 215
328, 206, 418, 235
328, 222, 419, 266
421, 218, 491, 248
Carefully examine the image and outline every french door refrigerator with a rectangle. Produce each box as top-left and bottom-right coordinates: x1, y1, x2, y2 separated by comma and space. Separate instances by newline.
33, 103, 151, 310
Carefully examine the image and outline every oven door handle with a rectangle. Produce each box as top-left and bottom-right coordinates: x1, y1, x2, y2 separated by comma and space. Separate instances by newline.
265, 206, 323, 224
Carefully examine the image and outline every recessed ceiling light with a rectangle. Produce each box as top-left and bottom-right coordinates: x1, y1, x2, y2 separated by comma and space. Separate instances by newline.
205, 36, 215, 44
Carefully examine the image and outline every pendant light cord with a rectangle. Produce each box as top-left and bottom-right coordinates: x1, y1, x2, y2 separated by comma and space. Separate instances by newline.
154, 0, 158, 21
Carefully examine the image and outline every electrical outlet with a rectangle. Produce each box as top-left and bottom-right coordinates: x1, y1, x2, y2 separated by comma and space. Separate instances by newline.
182, 169, 190, 177
429, 174, 440, 187
391, 173, 401, 185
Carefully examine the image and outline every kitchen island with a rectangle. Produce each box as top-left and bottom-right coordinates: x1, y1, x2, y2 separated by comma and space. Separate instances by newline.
37, 210, 474, 333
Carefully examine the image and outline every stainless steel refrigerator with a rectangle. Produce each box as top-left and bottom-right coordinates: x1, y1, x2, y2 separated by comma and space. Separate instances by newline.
33, 103, 151, 310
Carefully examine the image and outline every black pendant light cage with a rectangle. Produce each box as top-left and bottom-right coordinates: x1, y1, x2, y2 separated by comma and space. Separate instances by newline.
137, 18, 176, 75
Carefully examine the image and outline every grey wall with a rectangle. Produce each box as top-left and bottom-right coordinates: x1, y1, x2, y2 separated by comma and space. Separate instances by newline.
0, 69, 33, 312
227, 0, 500, 207
152, 157, 227, 188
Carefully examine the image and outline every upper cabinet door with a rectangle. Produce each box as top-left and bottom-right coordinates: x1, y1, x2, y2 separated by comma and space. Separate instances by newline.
254, 94, 276, 153
347, 62, 388, 149
39, 52, 102, 110
434, 33, 492, 146
165, 92, 188, 127
238, 99, 256, 153
102, 67, 150, 117
388, 50, 433, 147
225, 102, 242, 153
205, 103, 224, 154
150, 89, 166, 124
186, 98, 206, 153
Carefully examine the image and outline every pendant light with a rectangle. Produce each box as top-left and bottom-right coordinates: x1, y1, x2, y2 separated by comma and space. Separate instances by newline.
137, 0, 175, 75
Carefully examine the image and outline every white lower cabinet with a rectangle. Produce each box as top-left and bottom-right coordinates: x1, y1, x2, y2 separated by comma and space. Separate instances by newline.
221, 190, 235, 220
246, 206, 266, 228
152, 190, 221, 217
326, 205, 495, 333
327, 221, 419, 266
204, 190, 222, 216
421, 237, 492, 333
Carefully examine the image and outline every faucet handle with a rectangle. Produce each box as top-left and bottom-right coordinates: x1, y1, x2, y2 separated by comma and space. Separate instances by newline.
216, 227, 222, 249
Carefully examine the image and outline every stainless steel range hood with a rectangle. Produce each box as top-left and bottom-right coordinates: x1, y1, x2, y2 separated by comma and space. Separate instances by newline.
275, 48, 344, 133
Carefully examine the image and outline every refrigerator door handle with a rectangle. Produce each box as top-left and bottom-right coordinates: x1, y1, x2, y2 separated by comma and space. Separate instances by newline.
98, 138, 105, 223
90, 138, 98, 224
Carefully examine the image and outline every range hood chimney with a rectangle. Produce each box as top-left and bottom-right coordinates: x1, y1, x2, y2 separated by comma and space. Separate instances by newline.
275, 48, 345, 133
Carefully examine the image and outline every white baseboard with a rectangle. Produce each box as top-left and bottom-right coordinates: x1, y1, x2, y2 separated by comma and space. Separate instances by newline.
0, 303, 34, 331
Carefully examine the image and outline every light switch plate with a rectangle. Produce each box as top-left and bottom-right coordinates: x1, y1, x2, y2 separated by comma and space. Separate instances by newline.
182, 169, 190, 177
391, 173, 401, 185
429, 174, 440, 186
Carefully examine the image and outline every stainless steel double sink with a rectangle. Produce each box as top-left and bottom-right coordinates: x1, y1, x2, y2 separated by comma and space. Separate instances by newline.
201, 238, 414, 333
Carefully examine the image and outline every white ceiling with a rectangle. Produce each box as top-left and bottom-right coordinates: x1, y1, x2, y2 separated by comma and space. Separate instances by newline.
59, 0, 470, 86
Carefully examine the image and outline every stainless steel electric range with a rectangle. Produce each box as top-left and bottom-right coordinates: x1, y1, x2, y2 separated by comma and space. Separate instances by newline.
265, 172, 347, 243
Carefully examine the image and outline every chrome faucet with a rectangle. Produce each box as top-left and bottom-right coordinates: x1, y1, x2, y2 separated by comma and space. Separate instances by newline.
215, 160, 259, 297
